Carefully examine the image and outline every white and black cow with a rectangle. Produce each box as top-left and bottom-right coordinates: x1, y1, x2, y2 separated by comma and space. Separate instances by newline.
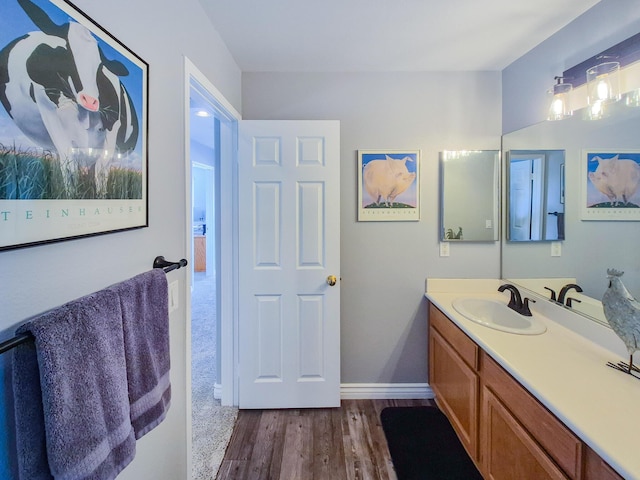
0, 0, 139, 197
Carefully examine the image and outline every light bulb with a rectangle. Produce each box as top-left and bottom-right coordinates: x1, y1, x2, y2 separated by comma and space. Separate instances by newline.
596, 80, 610, 101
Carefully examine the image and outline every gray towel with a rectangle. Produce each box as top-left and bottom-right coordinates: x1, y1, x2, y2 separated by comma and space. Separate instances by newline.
108, 269, 171, 439
12, 289, 136, 480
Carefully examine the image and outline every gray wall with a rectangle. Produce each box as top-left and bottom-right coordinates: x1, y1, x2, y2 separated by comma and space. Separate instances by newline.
502, 0, 640, 133
0, 0, 241, 478
242, 72, 502, 384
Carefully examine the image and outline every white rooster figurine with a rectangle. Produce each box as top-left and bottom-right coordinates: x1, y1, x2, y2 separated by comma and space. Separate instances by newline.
602, 269, 640, 374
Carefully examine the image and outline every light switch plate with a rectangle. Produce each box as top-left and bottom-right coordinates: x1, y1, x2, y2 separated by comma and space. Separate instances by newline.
169, 280, 179, 312
440, 242, 450, 257
551, 242, 562, 257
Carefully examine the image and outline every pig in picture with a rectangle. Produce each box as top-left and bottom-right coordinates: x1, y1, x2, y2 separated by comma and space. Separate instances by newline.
587, 152, 640, 208
361, 154, 417, 208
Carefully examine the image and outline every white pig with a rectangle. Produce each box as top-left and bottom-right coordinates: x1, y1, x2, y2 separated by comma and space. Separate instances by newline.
588, 155, 640, 206
363, 155, 416, 207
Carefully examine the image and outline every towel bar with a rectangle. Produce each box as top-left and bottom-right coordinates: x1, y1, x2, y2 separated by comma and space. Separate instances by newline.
153, 256, 188, 273
1, 256, 188, 355
0, 333, 32, 355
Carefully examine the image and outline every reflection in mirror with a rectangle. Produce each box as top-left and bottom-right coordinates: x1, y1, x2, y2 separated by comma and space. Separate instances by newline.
507, 150, 565, 241
501, 98, 640, 328
440, 150, 499, 242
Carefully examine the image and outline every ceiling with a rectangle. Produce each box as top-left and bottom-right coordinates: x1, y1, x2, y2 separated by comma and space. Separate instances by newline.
198, 0, 601, 73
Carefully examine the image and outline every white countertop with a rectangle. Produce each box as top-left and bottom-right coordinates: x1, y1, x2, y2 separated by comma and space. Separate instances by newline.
425, 278, 640, 480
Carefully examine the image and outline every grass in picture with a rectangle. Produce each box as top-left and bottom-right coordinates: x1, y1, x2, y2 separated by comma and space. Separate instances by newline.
0, 144, 142, 200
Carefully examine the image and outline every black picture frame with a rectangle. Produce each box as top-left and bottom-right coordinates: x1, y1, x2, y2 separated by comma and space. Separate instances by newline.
0, 0, 149, 250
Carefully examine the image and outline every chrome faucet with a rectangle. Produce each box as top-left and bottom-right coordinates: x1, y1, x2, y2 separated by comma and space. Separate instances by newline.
558, 283, 583, 305
498, 284, 534, 316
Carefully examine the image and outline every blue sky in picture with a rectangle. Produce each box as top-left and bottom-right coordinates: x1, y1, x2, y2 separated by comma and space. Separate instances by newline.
0, 0, 145, 168
586, 151, 640, 206
361, 152, 418, 208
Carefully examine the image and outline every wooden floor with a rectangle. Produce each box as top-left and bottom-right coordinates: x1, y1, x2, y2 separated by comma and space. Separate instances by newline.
217, 398, 435, 480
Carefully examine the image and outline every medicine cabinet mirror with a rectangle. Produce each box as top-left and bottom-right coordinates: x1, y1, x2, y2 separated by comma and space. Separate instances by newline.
439, 150, 499, 242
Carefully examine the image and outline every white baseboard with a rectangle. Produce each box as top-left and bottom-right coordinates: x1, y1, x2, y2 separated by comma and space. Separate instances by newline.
340, 383, 434, 400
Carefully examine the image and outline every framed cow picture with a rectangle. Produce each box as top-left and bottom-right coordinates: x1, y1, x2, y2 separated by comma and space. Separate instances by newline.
357, 150, 420, 221
0, 0, 148, 250
581, 149, 640, 221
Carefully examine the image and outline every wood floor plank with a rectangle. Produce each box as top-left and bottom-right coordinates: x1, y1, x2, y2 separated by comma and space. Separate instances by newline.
222, 409, 261, 462
216, 460, 248, 480
343, 400, 384, 480
311, 408, 345, 479
340, 403, 360, 480
217, 399, 435, 480
279, 410, 313, 480
245, 410, 285, 479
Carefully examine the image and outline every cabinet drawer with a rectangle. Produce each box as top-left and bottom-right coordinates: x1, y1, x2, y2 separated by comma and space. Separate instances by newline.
429, 304, 478, 370
481, 352, 583, 479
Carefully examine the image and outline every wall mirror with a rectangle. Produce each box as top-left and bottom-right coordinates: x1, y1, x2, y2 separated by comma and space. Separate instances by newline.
439, 150, 499, 242
507, 149, 565, 241
501, 97, 640, 326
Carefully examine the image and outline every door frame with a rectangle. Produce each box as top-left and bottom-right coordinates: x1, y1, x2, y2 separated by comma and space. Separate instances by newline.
184, 58, 241, 417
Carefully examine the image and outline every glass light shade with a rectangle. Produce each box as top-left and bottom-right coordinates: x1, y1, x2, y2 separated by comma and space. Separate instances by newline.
586, 61, 620, 106
547, 81, 573, 121
625, 89, 640, 107
588, 99, 606, 120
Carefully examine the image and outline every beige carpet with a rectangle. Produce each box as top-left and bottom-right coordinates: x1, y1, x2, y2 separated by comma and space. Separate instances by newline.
192, 402, 237, 479
191, 272, 238, 479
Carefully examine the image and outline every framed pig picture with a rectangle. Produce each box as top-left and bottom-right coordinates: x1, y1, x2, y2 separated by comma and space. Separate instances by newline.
0, 0, 148, 251
581, 150, 640, 221
357, 150, 420, 221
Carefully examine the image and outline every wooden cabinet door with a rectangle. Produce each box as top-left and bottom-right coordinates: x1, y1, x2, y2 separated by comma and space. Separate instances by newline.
481, 353, 582, 478
429, 326, 479, 460
481, 386, 569, 480
583, 446, 624, 480
194, 236, 206, 272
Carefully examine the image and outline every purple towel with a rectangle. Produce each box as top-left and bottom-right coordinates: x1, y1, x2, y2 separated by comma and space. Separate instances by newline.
108, 269, 171, 439
12, 289, 136, 480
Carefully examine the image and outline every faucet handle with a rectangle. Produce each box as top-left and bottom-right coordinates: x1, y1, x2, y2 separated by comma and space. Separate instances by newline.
566, 297, 582, 308
521, 297, 536, 316
543, 286, 557, 302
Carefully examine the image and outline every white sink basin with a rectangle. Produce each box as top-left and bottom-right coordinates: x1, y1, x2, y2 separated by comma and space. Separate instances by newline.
452, 298, 547, 335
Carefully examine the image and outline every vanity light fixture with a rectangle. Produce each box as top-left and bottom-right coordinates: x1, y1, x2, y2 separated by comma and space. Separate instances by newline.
551, 32, 640, 121
547, 76, 573, 121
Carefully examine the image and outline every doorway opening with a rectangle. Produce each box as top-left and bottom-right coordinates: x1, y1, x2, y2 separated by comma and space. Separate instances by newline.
189, 86, 220, 405
186, 59, 240, 479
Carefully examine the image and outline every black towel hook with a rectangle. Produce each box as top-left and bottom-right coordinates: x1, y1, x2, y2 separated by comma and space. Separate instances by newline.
153, 256, 188, 273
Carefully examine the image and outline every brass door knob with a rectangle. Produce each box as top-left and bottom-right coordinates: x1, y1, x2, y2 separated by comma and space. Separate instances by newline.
326, 275, 337, 286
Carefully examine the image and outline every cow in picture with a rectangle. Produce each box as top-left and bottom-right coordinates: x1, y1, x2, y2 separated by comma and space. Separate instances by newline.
0, 0, 139, 198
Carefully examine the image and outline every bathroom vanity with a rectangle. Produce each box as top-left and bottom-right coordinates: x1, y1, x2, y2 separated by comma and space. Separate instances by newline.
426, 279, 638, 480
194, 235, 206, 272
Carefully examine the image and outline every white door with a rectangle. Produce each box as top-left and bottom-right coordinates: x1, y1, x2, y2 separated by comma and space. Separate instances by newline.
509, 158, 533, 241
238, 120, 340, 409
